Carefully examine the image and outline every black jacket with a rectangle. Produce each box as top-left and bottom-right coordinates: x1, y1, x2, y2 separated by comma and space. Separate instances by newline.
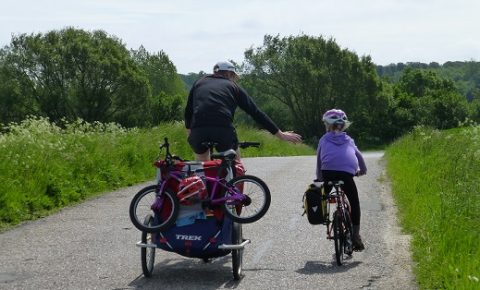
184, 75, 279, 134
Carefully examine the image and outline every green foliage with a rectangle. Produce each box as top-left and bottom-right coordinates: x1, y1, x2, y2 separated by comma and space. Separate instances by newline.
131, 45, 185, 97
0, 118, 313, 230
235, 73, 293, 133
390, 69, 469, 135
178, 71, 207, 91
2, 28, 479, 149
385, 126, 480, 289
0, 27, 150, 126
131, 46, 187, 123
242, 34, 387, 147
377, 61, 480, 102
0, 28, 187, 128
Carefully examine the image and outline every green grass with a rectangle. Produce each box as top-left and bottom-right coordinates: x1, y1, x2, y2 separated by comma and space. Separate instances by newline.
0, 117, 314, 230
385, 126, 480, 290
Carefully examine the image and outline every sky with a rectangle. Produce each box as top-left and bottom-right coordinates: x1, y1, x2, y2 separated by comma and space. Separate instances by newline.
1, 0, 479, 74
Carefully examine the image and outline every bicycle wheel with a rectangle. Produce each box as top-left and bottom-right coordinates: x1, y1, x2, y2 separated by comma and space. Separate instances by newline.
141, 215, 156, 277
223, 175, 271, 224
231, 222, 243, 280
333, 210, 345, 266
343, 208, 354, 256
129, 185, 179, 232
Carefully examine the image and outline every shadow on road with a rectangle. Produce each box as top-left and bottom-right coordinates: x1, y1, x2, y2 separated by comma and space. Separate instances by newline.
127, 256, 244, 290
295, 259, 362, 275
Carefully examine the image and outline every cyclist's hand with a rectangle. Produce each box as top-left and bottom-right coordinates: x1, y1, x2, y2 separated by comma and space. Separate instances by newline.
275, 130, 302, 144
357, 169, 366, 176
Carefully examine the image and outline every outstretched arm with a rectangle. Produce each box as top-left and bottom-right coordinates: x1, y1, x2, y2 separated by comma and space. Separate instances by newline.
236, 87, 302, 143
275, 130, 302, 144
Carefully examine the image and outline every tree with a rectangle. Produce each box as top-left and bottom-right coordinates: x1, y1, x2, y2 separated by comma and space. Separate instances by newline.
392, 68, 468, 131
131, 46, 185, 96
131, 46, 187, 123
179, 71, 207, 91
242, 34, 386, 146
1, 27, 150, 126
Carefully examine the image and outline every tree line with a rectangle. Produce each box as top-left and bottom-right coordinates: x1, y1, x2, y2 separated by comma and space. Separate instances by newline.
0, 28, 186, 128
1, 28, 479, 147
234, 35, 479, 146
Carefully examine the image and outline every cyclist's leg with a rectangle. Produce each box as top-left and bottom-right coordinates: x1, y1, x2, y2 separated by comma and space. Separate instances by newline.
339, 173, 364, 251
195, 152, 210, 161
188, 127, 211, 161
339, 174, 360, 225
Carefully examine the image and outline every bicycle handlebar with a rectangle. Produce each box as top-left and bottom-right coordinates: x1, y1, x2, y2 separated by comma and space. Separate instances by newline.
238, 141, 260, 149
159, 138, 260, 164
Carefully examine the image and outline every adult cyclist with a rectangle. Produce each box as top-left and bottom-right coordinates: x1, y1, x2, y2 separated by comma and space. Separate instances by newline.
185, 61, 302, 161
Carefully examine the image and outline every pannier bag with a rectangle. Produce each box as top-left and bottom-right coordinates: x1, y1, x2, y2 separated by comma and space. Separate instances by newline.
302, 183, 328, 225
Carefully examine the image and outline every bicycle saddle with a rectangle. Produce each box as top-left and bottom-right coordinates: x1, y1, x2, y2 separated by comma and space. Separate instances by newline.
211, 149, 237, 160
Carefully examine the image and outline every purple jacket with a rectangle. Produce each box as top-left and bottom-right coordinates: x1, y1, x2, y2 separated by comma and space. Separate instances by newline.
316, 131, 367, 181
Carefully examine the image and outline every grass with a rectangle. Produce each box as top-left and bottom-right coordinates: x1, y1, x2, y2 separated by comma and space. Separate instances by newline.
385, 125, 480, 290
0, 117, 314, 230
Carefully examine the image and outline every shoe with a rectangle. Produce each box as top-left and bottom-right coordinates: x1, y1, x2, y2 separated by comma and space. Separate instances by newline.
353, 236, 365, 251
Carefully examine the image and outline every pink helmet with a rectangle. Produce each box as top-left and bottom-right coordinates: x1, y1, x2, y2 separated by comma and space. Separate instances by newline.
322, 109, 350, 129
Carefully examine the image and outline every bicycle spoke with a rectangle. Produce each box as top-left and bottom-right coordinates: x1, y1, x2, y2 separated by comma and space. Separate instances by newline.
223, 175, 271, 224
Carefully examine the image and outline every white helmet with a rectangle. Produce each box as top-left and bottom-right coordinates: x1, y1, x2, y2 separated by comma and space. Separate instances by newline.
322, 109, 350, 130
213, 61, 237, 75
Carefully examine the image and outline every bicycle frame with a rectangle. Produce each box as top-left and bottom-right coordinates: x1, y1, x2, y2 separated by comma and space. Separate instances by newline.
325, 182, 350, 239
152, 161, 246, 212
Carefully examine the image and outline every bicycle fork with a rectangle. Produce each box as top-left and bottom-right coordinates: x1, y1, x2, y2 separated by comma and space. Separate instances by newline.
150, 183, 167, 212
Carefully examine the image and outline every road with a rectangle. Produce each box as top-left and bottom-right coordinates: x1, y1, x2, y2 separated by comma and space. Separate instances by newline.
0, 153, 417, 290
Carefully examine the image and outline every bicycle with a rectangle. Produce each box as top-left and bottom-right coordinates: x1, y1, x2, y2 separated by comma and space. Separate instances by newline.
129, 137, 271, 233
324, 180, 354, 266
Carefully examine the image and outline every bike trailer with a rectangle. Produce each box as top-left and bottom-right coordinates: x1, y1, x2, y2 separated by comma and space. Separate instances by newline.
145, 159, 248, 258
153, 208, 234, 258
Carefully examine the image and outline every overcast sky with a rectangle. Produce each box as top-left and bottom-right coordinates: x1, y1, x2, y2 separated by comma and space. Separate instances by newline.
1, 0, 479, 74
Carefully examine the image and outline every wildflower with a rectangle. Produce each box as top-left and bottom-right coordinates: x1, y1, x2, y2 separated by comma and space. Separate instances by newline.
468, 275, 479, 282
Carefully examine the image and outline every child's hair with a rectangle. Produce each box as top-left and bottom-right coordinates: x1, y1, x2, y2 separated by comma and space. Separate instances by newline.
322, 109, 351, 131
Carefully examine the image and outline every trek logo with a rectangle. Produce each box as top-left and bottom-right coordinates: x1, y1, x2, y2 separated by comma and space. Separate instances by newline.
176, 234, 202, 241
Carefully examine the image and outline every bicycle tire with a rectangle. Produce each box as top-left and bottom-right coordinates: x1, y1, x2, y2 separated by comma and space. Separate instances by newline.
223, 175, 271, 224
141, 215, 156, 277
129, 185, 179, 233
231, 222, 243, 280
333, 210, 345, 266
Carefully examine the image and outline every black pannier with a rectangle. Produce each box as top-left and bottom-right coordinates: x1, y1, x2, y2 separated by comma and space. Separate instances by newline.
302, 184, 328, 225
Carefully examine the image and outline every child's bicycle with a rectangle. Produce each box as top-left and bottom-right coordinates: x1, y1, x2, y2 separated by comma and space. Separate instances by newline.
129, 137, 271, 233
325, 180, 354, 265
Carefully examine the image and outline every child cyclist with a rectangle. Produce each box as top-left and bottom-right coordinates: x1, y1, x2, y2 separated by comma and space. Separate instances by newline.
316, 109, 367, 251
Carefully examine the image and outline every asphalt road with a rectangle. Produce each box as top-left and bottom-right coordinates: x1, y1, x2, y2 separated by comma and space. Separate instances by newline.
0, 153, 417, 290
